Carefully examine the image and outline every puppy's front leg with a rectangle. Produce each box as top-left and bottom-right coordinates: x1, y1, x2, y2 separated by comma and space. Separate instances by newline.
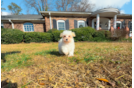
68, 49, 74, 57
62, 47, 68, 56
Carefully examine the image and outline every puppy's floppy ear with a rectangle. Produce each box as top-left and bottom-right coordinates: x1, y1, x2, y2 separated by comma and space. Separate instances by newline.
72, 32, 76, 37
60, 33, 63, 37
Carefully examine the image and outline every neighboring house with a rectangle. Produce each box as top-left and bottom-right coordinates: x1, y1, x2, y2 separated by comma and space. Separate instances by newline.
1, 8, 132, 38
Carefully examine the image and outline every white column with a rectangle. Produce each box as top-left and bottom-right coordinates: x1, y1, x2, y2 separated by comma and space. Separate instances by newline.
49, 12, 52, 29
9, 19, 14, 29
113, 15, 117, 29
12, 23, 14, 29
92, 19, 94, 28
108, 20, 111, 30
96, 14, 100, 30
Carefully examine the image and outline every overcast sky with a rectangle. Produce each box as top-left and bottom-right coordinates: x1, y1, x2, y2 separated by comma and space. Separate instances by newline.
1, 0, 132, 15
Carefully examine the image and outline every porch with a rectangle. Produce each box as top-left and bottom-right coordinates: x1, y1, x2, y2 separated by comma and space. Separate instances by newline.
90, 8, 132, 38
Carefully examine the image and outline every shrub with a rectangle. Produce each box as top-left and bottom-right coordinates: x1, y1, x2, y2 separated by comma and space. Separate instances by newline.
23, 32, 53, 43
105, 30, 111, 38
51, 30, 64, 42
93, 30, 105, 38
110, 29, 128, 41
71, 27, 96, 41
1, 28, 8, 34
47, 29, 57, 33
93, 30, 111, 41
1, 28, 24, 44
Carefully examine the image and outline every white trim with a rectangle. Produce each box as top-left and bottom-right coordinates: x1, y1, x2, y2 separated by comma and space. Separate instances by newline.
77, 20, 85, 28
23, 22, 34, 32
57, 20, 66, 30
9, 19, 14, 29
108, 20, 111, 30
116, 21, 122, 29
96, 14, 100, 30
114, 15, 117, 29
49, 12, 52, 29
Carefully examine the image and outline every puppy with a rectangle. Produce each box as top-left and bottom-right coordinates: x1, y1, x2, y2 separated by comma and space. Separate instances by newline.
58, 30, 76, 56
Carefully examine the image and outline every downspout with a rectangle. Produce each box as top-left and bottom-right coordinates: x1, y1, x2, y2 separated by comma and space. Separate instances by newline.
49, 12, 52, 29
9, 19, 14, 29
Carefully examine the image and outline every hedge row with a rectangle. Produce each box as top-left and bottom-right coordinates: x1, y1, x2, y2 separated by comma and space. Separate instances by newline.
23, 32, 53, 43
1, 28, 24, 44
1, 27, 111, 44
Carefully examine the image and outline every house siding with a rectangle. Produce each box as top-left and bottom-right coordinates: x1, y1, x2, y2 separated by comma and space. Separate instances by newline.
44, 16, 88, 32
3, 22, 45, 32
2, 16, 132, 39
4, 23, 12, 29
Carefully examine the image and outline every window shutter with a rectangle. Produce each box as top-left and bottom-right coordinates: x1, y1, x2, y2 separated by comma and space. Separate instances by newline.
65, 20, 69, 30
53, 19, 57, 29
121, 21, 123, 29
122, 20, 125, 29
85, 21, 88, 27
74, 20, 77, 28
130, 22, 132, 31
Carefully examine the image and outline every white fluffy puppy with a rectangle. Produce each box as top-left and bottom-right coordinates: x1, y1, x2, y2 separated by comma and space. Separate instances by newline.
58, 30, 76, 56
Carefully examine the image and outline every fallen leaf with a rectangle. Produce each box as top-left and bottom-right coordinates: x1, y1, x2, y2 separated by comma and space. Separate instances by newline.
39, 83, 45, 85
96, 78, 109, 82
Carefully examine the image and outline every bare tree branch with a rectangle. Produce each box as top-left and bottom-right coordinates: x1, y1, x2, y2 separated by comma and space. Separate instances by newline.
69, 0, 95, 12
24, 0, 51, 14
55, 0, 95, 12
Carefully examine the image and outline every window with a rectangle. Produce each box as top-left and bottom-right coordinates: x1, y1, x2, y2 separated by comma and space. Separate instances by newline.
116, 21, 122, 29
23, 22, 34, 32
78, 21, 85, 28
94, 22, 101, 28
57, 20, 65, 30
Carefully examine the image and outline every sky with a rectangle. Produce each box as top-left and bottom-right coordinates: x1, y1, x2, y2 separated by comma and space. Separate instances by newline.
1, 0, 132, 15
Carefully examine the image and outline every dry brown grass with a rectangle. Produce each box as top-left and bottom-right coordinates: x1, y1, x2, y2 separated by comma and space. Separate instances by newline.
1, 42, 132, 88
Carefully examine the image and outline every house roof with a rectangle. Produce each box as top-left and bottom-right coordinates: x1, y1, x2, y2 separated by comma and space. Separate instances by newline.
40, 11, 91, 17
1, 9, 132, 21
40, 8, 132, 18
90, 8, 120, 17
1, 15, 44, 21
117, 14, 132, 19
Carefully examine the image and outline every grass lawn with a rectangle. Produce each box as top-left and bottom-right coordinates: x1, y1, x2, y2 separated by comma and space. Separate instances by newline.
1, 42, 132, 88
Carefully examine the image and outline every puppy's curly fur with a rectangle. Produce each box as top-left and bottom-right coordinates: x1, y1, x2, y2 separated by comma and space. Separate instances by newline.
58, 30, 76, 56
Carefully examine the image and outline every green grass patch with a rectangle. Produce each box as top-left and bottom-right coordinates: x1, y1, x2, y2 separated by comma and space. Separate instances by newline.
1, 54, 32, 71
68, 57, 81, 64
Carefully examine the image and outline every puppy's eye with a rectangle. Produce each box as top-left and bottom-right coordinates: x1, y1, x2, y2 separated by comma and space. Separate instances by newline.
64, 36, 66, 37
69, 36, 70, 37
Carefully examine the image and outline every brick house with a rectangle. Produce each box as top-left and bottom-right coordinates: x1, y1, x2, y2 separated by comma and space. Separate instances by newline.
1, 8, 132, 38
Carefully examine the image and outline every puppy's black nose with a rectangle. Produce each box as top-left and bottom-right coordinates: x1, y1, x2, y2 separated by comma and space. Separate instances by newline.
66, 39, 68, 41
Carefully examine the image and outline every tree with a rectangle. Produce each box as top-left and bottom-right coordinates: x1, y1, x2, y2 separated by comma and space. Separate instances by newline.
8, 2, 22, 15
1, 0, 6, 11
24, 0, 50, 14
56, 0, 95, 12
69, 0, 95, 12
55, 0, 78, 11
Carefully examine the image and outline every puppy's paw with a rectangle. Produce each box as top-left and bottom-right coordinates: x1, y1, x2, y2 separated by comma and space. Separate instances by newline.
64, 52, 68, 56
68, 55, 73, 57
68, 54, 74, 57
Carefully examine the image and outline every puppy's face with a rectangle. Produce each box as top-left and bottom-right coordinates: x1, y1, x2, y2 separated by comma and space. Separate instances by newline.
60, 31, 75, 43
